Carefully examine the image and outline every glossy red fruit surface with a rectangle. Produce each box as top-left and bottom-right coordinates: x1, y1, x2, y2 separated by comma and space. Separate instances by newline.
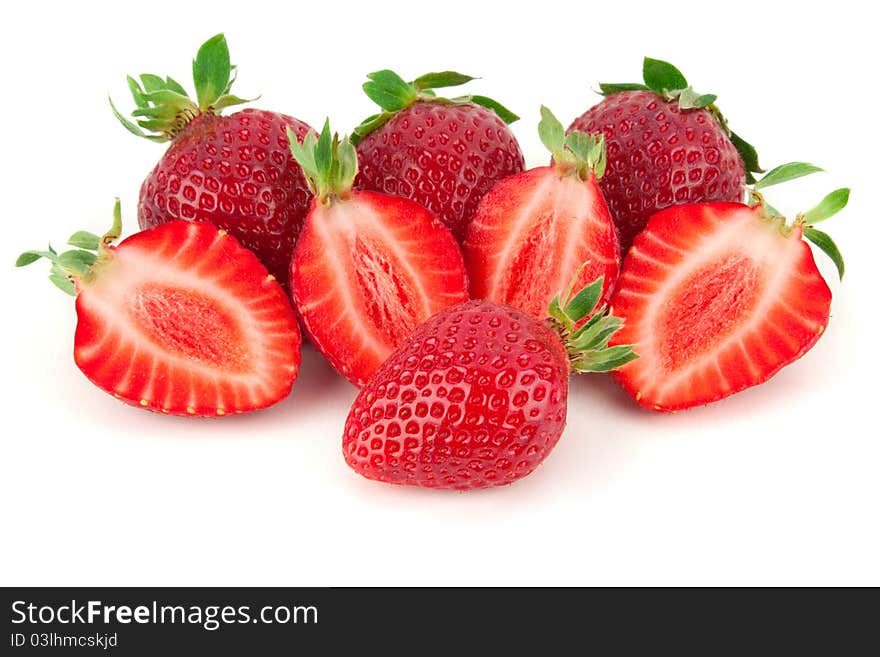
464, 165, 619, 318
138, 109, 315, 289
292, 190, 469, 387
75, 221, 301, 415
355, 101, 525, 241
609, 202, 831, 411
569, 90, 744, 252
343, 299, 570, 490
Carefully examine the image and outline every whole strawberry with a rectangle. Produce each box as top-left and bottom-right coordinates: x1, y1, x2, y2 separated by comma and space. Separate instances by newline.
569, 57, 762, 252
343, 277, 636, 490
111, 34, 315, 289
352, 70, 525, 241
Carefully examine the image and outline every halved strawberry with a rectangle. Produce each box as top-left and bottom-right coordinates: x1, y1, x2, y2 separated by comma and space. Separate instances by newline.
17, 201, 301, 416
464, 106, 619, 318
609, 164, 849, 411
288, 121, 469, 386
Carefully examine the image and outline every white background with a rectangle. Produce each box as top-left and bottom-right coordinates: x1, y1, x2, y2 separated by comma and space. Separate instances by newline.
1, 0, 877, 586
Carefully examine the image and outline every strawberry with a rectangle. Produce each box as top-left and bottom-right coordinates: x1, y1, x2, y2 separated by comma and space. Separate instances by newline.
608, 163, 849, 411
17, 201, 301, 416
352, 70, 525, 241
111, 34, 315, 290
464, 106, 619, 319
288, 121, 469, 387
568, 57, 763, 253
343, 277, 637, 490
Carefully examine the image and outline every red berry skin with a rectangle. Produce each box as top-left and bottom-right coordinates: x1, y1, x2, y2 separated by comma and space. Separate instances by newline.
138, 108, 315, 290
355, 101, 526, 241
569, 90, 745, 252
343, 300, 570, 490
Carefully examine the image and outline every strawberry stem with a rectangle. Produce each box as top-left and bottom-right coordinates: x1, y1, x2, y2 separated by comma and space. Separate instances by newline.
110, 34, 257, 142
598, 56, 764, 183
748, 165, 849, 280
546, 271, 638, 373
288, 120, 358, 204
539, 106, 606, 180
16, 199, 124, 295
352, 68, 519, 144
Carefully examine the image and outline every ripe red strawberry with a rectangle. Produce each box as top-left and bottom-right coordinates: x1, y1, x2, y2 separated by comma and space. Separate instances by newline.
352, 70, 525, 241
343, 278, 636, 490
288, 121, 469, 386
17, 201, 301, 416
569, 57, 763, 253
464, 106, 620, 319
608, 164, 849, 411
111, 34, 315, 290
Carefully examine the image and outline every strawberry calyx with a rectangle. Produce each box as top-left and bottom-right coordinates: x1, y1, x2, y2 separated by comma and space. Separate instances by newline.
539, 106, 606, 181
599, 57, 764, 184
546, 271, 638, 373
351, 69, 519, 144
16, 199, 124, 295
747, 162, 850, 279
110, 34, 257, 142
288, 119, 357, 205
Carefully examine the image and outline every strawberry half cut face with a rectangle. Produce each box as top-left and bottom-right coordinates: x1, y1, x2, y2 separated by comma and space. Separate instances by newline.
609, 202, 832, 411
73, 221, 301, 415
292, 190, 468, 386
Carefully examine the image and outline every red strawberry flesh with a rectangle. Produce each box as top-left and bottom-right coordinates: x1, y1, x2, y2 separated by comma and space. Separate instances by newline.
292, 190, 469, 386
464, 166, 619, 318
609, 202, 831, 411
74, 221, 301, 415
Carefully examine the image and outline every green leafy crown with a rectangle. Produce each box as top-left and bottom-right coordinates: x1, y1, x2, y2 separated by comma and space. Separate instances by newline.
599, 57, 763, 184
748, 163, 850, 280
547, 271, 638, 373
110, 34, 256, 142
352, 69, 519, 144
288, 120, 358, 204
16, 200, 124, 295
539, 106, 606, 180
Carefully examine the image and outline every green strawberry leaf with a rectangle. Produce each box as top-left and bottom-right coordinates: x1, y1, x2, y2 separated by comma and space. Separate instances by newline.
165, 75, 188, 96
67, 231, 101, 251
729, 131, 764, 183
599, 82, 649, 96
412, 71, 475, 92
109, 95, 148, 138
139, 73, 167, 92
192, 33, 231, 110
538, 105, 565, 155
315, 120, 333, 184
48, 272, 76, 296
695, 93, 717, 108
211, 94, 259, 112
563, 276, 604, 323
126, 76, 148, 108
57, 250, 97, 276
642, 57, 688, 95
468, 95, 519, 124
573, 345, 639, 372
754, 162, 823, 190
16, 250, 53, 267
803, 227, 844, 280
801, 188, 850, 224
363, 70, 418, 112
